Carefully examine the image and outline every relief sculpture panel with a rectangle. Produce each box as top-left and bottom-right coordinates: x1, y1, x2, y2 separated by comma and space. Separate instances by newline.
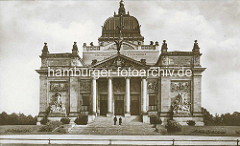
49, 93, 66, 115
50, 82, 68, 92
170, 80, 191, 115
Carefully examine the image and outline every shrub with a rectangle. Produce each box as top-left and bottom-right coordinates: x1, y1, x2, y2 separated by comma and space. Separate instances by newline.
40, 116, 49, 125
150, 116, 162, 125
60, 117, 70, 124
39, 121, 63, 132
235, 130, 240, 135
74, 116, 88, 125
165, 120, 182, 133
187, 120, 196, 126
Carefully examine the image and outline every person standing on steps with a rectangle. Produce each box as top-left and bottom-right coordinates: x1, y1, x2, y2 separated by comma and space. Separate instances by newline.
119, 117, 122, 126
113, 116, 117, 125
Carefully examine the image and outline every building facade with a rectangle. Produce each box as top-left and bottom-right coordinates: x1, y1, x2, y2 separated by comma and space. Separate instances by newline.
36, 0, 206, 125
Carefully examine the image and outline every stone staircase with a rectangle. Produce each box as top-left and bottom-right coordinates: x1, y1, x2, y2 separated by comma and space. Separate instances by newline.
70, 116, 158, 135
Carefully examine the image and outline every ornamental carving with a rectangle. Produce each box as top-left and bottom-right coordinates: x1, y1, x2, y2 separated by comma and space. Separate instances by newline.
194, 56, 200, 66
95, 56, 144, 69
49, 93, 66, 114
113, 57, 126, 67
50, 82, 68, 92
147, 79, 158, 93
171, 81, 190, 92
161, 56, 168, 66
71, 58, 79, 66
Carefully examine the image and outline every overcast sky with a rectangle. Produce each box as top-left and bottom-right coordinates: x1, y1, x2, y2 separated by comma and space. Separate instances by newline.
0, 0, 239, 116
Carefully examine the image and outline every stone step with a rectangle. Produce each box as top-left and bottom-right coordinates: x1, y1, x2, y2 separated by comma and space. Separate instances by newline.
69, 116, 157, 135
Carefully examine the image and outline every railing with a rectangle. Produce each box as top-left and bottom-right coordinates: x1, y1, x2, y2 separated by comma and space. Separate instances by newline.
148, 105, 157, 111
81, 105, 89, 111
0, 137, 239, 145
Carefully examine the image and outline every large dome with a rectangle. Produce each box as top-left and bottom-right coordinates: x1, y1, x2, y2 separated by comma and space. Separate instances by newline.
98, 1, 144, 42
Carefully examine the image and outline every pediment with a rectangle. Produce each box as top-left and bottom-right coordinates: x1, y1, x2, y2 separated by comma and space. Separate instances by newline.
91, 54, 147, 69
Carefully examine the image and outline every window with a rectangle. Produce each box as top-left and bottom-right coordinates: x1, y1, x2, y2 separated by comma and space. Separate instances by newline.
149, 94, 157, 106
82, 95, 90, 106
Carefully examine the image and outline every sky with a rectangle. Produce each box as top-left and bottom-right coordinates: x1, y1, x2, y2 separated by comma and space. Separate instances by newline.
0, 0, 239, 116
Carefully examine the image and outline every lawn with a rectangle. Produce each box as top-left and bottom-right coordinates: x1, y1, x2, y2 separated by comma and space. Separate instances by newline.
0, 125, 43, 134
1, 125, 240, 136
0, 124, 71, 134
156, 125, 240, 136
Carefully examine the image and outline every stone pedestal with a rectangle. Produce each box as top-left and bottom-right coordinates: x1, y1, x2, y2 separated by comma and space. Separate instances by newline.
124, 113, 131, 117
107, 113, 113, 117
88, 114, 96, 123
142, 115, 150, 123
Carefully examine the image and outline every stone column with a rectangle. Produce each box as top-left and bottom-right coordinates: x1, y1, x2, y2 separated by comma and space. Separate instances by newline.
125, 78, 130, 116
38, 75, 48, 124
107, 78, 113, 116
142, 78, 147, 113
193, 74, 202, 115
92, 78, 97, 115
142, 78, 149, 123
69, 77, 79, 117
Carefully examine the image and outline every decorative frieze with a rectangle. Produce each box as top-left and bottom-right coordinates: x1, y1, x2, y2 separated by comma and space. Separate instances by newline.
171, 81, 190, 92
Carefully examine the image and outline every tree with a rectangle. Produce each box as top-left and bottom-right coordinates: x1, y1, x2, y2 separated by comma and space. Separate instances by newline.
0, 112, 37, 125
202, 107, 214, 125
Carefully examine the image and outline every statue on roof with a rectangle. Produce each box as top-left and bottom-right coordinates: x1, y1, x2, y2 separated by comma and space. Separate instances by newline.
118, 0, 126, 15
114, 0, 125, 54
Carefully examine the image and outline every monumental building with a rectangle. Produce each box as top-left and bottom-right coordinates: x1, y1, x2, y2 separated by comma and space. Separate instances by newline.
36, 0, 206, 125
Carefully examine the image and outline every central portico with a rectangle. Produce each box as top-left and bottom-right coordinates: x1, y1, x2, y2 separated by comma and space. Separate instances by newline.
88, 53, 149, 120
96, 77, 144, 117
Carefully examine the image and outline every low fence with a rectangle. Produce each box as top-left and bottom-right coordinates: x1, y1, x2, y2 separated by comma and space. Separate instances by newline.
0, 137, 239, 145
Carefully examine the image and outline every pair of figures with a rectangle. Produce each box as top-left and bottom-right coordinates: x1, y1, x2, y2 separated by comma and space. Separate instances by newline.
113, 116, 122, 126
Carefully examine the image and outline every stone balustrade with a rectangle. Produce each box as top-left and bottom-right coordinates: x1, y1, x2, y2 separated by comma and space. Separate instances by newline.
141, 45, 156, 50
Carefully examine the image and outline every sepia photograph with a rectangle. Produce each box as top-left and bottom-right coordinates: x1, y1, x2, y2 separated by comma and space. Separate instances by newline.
0, 0, 239, 145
